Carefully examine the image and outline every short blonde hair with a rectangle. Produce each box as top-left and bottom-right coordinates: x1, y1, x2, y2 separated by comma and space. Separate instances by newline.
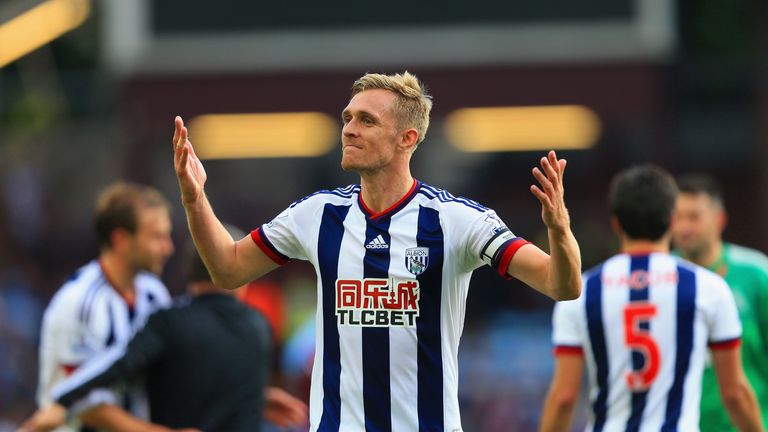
351, 71, 433, 145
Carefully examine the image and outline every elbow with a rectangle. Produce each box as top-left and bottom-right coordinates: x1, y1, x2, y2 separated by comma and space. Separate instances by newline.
552, 282, 582, 301
550, 388, 579, 412
210, 273, 243, 291
720, 383, 754, 414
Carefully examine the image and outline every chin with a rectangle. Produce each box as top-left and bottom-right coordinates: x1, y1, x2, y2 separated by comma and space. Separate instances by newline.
144, 263, 165, 276
340, 159, 362, 173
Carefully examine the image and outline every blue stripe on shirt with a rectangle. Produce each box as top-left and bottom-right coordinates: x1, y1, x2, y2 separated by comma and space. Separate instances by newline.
625, 255, 651, 432
317, 204, 351, 431
418, 184, 487, 213
661, 265, 696, 431
362, 215, 392, 432
585, 267, 608, 432
416, 206, 445, 431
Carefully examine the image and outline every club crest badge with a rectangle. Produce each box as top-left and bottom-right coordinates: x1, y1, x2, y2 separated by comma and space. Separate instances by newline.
405, 247, 429, 276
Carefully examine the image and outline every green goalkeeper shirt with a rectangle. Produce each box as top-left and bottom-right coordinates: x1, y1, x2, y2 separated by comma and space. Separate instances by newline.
685, 243, 768, 431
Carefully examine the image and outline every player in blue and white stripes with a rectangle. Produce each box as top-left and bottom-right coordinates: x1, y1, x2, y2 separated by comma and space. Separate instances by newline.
172, 71, 582, 431
540, 165, 764, 432
36, 183, 173, 431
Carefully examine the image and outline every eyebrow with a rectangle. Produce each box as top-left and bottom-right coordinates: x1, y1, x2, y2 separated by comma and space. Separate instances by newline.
341, 109, 379, 121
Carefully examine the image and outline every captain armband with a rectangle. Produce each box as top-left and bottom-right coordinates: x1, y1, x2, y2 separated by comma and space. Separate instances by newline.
480, 229, 516, 268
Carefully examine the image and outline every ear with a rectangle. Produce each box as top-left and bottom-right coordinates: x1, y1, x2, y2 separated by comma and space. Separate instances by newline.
110, 228, 131, 252
609, 216, 623, 237
668, 211, 676, 231
399, 128, 420, 153
718, 208, 728, 232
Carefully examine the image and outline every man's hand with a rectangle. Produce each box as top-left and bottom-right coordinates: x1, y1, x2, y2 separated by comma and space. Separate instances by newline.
173, 116, 207, 207
531, 150, 570, 232
264, 387, 309, 428
17, 403, 66, 432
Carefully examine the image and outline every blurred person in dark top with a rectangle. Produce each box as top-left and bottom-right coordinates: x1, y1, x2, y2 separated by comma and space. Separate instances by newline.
20, 225, 308, 432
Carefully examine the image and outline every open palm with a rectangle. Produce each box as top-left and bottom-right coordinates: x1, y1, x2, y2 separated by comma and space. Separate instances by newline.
530, 150, 570, 232
173, 116, 207, 205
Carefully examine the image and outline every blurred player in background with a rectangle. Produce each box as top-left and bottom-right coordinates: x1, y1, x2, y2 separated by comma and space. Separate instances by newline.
20, 225, 307, 432
672, 173, 768, 432
36, 182, 174, 431
540, 165, 764, 432
171, 71, 582, 430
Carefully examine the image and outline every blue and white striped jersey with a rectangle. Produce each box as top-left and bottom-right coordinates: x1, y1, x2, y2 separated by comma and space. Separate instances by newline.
552, 252, 742, 432
252, 180, 529, 431
37, 260, 170, 430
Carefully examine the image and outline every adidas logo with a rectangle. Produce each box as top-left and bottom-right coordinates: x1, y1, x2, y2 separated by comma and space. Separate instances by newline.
365, 234, 389, 249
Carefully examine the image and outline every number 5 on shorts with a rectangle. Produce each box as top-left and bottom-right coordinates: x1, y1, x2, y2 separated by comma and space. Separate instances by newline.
623, 303, 660, 391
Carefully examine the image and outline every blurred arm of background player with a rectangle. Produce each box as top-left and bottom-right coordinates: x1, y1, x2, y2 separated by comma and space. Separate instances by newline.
172, 116, 279, 289
19, 388, 306, 432
711, 346, 766, 432
18, 403, 198, 432
538, 353, 584, 432
18, 308, 307, 432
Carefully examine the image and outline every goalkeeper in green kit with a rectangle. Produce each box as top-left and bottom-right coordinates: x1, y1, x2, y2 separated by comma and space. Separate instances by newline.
672, 173, 768, 431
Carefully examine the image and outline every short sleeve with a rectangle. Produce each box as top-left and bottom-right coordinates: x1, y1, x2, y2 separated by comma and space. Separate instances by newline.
552, 297, 585, 356
251, 205, 308, 264
706, 276, 743, 349
463, 209, 529, 278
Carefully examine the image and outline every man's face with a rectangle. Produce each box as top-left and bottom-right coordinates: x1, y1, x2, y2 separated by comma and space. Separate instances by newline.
340, 89, 402, 173
128, 206, 174, 275
672, 192, 724, 257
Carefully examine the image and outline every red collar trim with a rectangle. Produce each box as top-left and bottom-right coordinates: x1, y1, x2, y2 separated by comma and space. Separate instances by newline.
358, 179, 419, 220
624, 250, 661, 257
98, 259, 136, 308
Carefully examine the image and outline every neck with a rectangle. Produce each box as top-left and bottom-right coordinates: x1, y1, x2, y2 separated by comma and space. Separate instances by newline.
99, 250, 137, 295
684, 240, 723, 268
359, 167, 414, 214
621, 238, 670, 255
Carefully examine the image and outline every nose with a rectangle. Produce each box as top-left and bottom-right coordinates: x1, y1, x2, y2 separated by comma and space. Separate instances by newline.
343, 119, 358, 138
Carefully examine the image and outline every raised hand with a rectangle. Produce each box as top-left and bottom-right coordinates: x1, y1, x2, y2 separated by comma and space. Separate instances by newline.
173, 116, 207, 206
530, 150, 571, 232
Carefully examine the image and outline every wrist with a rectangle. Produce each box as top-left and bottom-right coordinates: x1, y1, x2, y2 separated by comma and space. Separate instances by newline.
547, 222, 571, 237
182, 191, 207, 211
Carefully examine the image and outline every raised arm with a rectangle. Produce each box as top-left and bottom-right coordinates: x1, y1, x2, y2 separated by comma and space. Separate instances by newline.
507, 150, 582, 300
173, 116, 278, 289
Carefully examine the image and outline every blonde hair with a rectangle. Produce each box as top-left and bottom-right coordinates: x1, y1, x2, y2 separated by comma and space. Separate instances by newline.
351, 71, 433, 145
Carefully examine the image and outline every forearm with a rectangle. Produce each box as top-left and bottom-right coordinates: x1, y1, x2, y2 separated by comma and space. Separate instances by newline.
184, 193, 243, 289
546, 226, 582, 301
80, 404, 172, 432
539, 391, 577, 432
58, 326, 165, 408
722, 384, 765, 432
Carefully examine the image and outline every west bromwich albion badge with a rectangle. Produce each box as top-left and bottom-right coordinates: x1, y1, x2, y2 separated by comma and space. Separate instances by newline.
405, 247, 429, 276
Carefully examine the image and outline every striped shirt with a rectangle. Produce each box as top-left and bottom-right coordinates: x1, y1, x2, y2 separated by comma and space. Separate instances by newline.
37, 260, 170, 431
552, 253, 742, 432
252, 180, 529, 431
